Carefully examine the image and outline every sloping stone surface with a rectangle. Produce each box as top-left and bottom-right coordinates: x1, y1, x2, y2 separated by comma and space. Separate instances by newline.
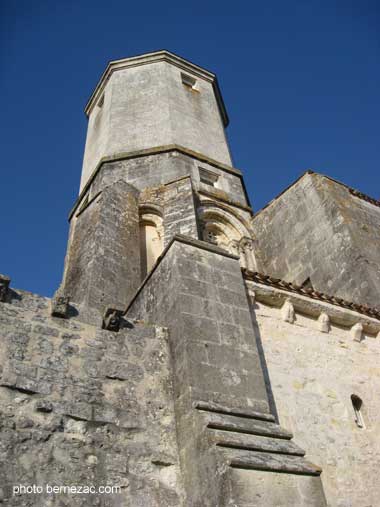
253, 172, 380, 308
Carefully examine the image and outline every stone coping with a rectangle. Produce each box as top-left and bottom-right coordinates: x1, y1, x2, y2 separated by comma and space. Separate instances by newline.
243, 270, 380, 334
125, 234, 239, 315
69, 145, 244, 221
84, 49, 229, 126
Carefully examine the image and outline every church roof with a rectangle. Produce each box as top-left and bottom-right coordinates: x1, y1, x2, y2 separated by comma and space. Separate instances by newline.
254, 170, 380, 217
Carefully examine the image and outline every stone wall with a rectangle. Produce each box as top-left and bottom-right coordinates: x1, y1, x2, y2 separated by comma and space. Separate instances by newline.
252, 171, 380, 308
0, 288, 184, 506
250, 287, 380, 507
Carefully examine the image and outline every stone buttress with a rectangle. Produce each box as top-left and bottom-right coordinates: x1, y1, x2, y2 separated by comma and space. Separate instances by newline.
126, 236, 326, 506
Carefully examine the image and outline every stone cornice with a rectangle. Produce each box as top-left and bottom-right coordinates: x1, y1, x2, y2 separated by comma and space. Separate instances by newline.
243, 269, 380, 335
84, 50, 229, 126
69, 145, 243, 221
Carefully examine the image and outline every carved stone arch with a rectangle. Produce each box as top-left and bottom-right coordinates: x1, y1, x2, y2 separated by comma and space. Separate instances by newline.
198, 202, 257, 270
199, 200, 255, 238
139, 203, 164, 220
139, 204, 164, 279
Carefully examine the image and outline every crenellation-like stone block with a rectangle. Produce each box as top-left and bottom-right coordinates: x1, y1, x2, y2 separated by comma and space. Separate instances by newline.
281, 299, 295, 323
51, 292, 70, 318
35, 400, 54, 413
351, 322, 364, 342
0, 273, 11, 302
102, 307, 124, 332
318, 312, 330, 333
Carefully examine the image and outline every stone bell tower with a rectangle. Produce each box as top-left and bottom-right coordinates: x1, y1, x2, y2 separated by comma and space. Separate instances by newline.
61, 50, 256, 319
58, 50, 327, 505
79, 50, 232, 191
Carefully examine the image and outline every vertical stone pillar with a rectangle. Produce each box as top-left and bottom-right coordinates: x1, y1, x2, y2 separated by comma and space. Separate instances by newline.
61, 180, 140, 316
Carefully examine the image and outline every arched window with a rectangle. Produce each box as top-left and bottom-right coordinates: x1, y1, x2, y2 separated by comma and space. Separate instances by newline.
202, 222, 229, 248
139, 209, 163, 280
351, 394, 365, 428
200, 214, 257, 271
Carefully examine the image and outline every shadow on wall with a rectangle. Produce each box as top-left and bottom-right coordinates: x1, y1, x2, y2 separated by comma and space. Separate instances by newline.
246, 287, 280, 424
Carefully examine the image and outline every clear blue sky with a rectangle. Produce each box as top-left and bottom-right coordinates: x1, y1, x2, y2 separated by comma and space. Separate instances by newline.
1, 0, 379, 297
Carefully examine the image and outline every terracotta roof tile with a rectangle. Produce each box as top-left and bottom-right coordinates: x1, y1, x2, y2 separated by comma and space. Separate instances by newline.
242, 269, 380, 321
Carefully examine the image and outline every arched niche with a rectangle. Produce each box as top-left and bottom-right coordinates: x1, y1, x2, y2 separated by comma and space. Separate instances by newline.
198, 203, 257, 271
139, 206, 164, 279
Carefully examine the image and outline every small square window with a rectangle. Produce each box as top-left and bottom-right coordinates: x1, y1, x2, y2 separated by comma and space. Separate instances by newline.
181, 73, 197, 89
199, 167, 219, 187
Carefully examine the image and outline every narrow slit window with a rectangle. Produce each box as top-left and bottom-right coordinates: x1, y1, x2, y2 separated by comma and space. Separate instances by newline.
199, 167, 219, 187
181, 73, 197, 89
351, 394, 365, 428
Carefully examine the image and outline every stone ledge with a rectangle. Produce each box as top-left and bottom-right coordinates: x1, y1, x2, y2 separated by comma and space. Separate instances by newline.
194, 400, 275, 422
225, 449, 322, 476
245, 274, 380, 336
203, 411, 293, 440
212, 429, 305, 457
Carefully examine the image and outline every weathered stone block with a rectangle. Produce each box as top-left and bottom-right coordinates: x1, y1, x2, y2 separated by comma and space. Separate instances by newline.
51, 293, 70, 318
102, 307, 124, 332
35, 400, 54, 413
0, 274, 10, 302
